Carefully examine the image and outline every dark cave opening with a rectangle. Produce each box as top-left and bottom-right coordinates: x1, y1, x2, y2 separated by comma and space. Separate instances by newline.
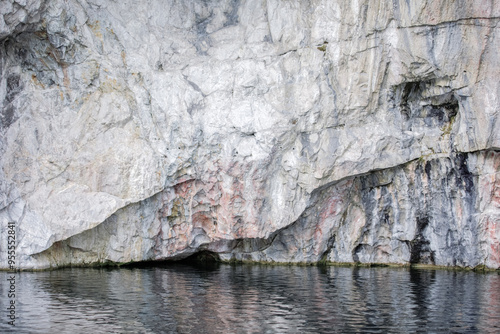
180, 250, 221, 264
117, 251, 221, 269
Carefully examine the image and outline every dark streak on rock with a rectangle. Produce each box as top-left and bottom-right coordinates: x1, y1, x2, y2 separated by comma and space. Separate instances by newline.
1, 73, 23, 129
410, 216, 434, 264
223, 0, 241, 27
455, 153, 474, 193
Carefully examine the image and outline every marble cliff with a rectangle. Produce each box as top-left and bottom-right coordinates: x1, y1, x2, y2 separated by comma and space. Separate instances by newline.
1, 0, 499, 270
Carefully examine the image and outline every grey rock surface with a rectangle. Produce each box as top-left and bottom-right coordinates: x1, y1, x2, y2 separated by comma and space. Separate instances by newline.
1, 0, 499, 269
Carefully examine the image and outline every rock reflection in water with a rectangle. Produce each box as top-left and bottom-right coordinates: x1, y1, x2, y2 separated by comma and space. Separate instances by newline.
1, 265, 499, 333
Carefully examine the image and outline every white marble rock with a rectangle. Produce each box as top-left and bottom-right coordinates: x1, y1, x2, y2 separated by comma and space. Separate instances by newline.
0, 0, 499, 269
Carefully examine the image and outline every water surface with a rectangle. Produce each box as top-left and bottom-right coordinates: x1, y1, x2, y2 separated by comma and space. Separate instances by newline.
1, 264, 499, 333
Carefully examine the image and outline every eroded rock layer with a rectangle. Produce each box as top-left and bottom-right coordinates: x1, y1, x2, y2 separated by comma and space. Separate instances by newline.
1, 0, 499, 269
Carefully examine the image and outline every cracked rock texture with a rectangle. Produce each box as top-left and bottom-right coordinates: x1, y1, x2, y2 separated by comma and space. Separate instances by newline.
1, 0, 499, 269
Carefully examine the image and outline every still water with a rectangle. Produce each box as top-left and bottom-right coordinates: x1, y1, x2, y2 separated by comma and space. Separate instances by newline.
1, 263, 500, 333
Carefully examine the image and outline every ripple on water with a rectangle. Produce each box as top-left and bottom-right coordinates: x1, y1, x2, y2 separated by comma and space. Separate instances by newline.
1, 265, 499, 333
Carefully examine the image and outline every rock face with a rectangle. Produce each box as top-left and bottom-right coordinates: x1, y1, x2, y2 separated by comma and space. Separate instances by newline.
1, 0, 499, 269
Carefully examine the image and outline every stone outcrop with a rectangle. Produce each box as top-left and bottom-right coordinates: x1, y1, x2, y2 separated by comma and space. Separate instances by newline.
1, 0, 499, 269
